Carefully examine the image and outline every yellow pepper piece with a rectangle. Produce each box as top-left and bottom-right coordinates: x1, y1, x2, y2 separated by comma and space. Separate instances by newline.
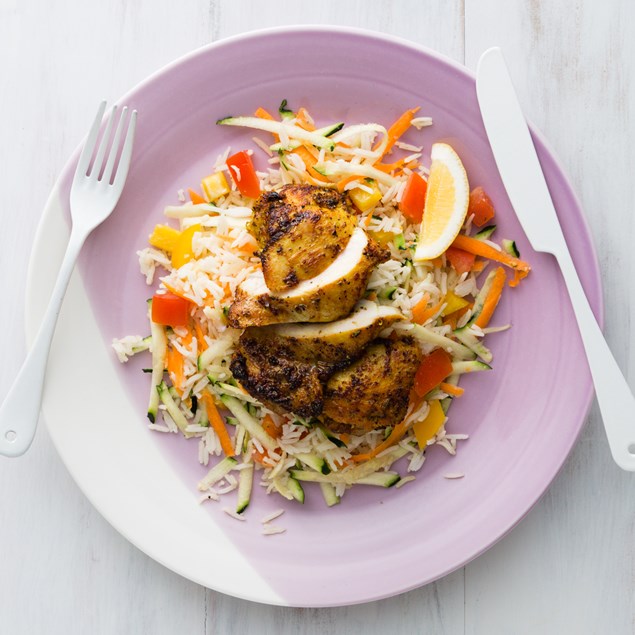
171, 224, 202, 268
201, 171, 230, 201
368, 229, 396, 247
148, 224, 181, 253
413, 400, 446, 450
348, 179, 382, 212
441, 290, 469, 316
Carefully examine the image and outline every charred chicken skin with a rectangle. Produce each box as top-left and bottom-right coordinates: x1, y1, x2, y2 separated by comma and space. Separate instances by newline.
322, 337, 422, 432
250, 185, 357, 292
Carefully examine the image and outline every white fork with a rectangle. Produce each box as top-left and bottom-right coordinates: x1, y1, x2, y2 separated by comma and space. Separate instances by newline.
0, 101, 137, 457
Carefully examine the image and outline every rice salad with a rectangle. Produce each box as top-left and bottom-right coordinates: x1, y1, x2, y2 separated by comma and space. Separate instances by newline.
113, 101, 531, 516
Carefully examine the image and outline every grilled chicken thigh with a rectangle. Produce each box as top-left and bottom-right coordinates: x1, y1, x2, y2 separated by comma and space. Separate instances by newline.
230, 334, 329, 419
251, 185, 357, 292
227, 183, 411, 427
230, 303, 402, 416
322, 337, 422, 432
227, 228, 388, 328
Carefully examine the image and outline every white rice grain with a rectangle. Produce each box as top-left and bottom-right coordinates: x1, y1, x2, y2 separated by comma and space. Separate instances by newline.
395, 476, 416, 488
395, 140, 423, 152
252, 136, 273, 156
198, 492, 219, 503
148, 423, 171, 433
261, 509, 285, 524
410, 116, 433, 129
262, 524, 286, 536
111, 335, 146, 363
408, 453, 426, 472
161, 411, 178, 434
223, 507, 246, 521
444, 472, 465, 479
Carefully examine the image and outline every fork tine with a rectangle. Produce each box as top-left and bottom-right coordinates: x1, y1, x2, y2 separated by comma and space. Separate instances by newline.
101, 106, 128, 184
89, 104, 117, 178
74, 101, 107, 180
111, 110, 137, 191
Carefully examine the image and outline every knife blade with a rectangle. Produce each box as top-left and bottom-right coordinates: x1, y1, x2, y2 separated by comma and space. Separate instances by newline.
476, 46, 635, 471
476, 47, 566, 255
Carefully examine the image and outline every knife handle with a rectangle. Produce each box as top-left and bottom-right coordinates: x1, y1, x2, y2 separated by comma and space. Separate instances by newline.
555, 248, 635, 470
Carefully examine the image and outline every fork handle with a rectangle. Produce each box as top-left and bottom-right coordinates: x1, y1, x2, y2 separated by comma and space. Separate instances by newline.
555, 247, 635, 470
0, 228, 86, 457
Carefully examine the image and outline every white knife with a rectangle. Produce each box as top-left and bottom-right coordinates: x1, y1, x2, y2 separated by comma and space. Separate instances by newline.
476, 46, 635, 471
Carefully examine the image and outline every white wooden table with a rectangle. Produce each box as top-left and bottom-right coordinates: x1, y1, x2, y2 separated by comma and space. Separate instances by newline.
1, 1, 633, 632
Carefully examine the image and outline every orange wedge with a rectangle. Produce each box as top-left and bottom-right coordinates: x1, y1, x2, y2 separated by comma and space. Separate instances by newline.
414, 143, 469, 262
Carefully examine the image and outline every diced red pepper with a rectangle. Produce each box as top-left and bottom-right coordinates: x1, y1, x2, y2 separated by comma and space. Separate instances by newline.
226, 151, 261, 199
413, 348, 454, 397
151, 291, 190, 327
445, 246, 476, 274
399, 172, 427, 223
468, 186, 495, 227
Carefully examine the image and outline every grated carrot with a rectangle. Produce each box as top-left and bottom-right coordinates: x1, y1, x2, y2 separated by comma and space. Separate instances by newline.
253, 107, 279, 142
194, 322, 208, 352
443, 304, 471, 330
439, 382, 465, 397
394, 160, 420, 177
374, 107, 420, 158
374, 157, 408, 173
292, 145, 328, 181
166, 347, 184, 393
201, 392, 235, 457
412, 294, 444, 325
261, 414, 281, 439
254, 107, 275, 120
296, 107, 316, 131
336, 174, 364, 192
180, 329, 193, 348
351, 420, 408, 463
188, 189, 207, 205
451, 235, 531, 286
474, 267, 506, 328
162, 282, 191, 302
252, 446, 269, 465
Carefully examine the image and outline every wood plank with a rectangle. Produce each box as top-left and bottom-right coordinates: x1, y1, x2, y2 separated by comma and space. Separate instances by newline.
206, 570, 464, 635
464, 1, 635, 633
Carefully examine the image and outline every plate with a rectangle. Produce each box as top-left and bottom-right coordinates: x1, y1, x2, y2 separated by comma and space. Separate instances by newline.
26, 26, 602, 607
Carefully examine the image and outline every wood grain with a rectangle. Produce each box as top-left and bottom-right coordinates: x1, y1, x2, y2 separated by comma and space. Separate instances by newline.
0, 0, 633, 633
465, 1, 635, 633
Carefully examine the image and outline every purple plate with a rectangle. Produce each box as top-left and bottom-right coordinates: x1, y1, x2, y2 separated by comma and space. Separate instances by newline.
31, 27, 602, 606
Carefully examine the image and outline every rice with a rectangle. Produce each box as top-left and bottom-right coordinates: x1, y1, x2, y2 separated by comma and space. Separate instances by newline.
113, 103, 526, 522
395, 476, 416, 488
261, 509, 285, 524
199, 492, 220, 503
222, 508, 246, 521
262, 524, 286, 536
111, 335, 147, 363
